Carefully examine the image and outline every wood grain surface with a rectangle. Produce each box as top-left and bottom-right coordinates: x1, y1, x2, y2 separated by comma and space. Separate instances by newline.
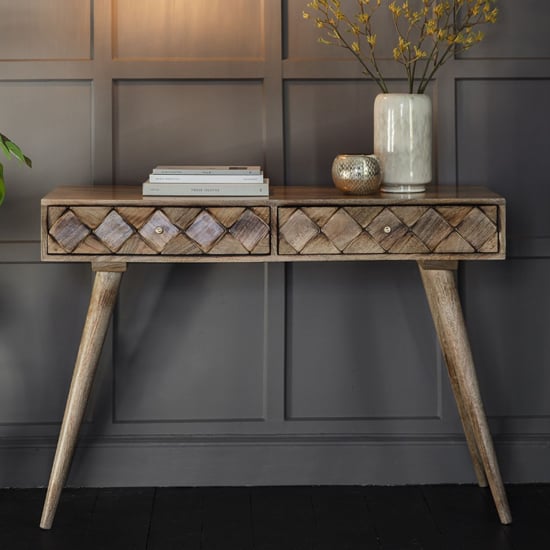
42, 186, 505, 263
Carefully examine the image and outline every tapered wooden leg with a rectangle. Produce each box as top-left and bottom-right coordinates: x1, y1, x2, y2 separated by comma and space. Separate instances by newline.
40, 268, 124, 530
418, 261, 511, 525
419, 261, 487, 489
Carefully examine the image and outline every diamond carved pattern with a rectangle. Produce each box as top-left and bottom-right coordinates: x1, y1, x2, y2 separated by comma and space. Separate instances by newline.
411, 208, 453, 250
94, 211, 134, 252
229, 209, 269, 252
186, 211, 225, 250
279, 209, 320, 252
456, 208, 497, 250
139, 210, 180, 252
47, 202, 498, 258
321, 209, 362, 251
365, 209, 409, 250
49, 210, 91, 252
48, 206, 271, 256
278, 205, 498, 256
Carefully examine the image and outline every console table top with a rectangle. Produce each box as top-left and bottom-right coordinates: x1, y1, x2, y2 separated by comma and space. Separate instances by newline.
41, 184, 505, 264
42, 184, 504, 206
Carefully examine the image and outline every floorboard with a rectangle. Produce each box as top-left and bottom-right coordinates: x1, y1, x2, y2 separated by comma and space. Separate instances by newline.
1, 484, 549, 550
421, 485, 513, 550
365, 486, 443, 550
84, 488, 154, 550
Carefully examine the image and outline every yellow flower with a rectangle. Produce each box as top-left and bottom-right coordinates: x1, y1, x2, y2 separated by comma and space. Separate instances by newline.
304, 0, 498, 94
413, 45, 427, 58
486, 8, 498, 23
425, 18, 437, 35
397, 36, 410, 52
433, 3, 445, 18
389, 2, 401, 16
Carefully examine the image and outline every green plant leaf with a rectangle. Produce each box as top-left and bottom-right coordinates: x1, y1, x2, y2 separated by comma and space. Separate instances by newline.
6, 141, 26, 163
7, 141, 32, 167
0, 164, 5, 206
0, 133, 31, 206
0, 133, 31, 166
0, 139, 10, 159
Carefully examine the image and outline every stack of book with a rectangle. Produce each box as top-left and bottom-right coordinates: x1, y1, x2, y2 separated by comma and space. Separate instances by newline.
142, 165, 269, 196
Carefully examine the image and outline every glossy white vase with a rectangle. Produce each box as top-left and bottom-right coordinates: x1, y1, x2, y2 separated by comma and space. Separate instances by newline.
374, 93, 432, 193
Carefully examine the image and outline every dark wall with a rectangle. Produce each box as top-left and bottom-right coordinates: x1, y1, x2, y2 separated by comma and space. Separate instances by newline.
0, 0, 549, 487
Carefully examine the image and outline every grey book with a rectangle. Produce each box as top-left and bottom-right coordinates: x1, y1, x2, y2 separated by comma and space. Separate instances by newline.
142, 178, 269, 197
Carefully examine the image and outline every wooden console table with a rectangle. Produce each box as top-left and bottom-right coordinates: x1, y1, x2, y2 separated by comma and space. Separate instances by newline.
39, 185, 511, 528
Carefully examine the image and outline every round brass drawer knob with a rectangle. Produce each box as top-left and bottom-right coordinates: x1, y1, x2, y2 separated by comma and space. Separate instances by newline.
383, 225, 392, 234
155, 226, 164, 235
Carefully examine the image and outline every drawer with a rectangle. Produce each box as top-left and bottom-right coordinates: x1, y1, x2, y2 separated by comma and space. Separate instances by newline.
278, 205, 499, 255
47, 206, 271, 256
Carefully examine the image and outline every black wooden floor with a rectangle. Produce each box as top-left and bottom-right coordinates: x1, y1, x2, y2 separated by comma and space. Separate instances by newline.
0, 484, 549, 550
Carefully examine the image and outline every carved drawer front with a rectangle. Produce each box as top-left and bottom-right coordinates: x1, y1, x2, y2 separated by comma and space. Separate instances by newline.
278, 205, 499, 255
47, 206, 271, 256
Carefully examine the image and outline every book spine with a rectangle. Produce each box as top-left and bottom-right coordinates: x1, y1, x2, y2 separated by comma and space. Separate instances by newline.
152, 166, 262, 175
149, 173, 264, 183
143, 182, 269, 196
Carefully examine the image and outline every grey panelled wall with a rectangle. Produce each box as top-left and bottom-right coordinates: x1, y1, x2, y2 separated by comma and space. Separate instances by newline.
0, 0, 549, 487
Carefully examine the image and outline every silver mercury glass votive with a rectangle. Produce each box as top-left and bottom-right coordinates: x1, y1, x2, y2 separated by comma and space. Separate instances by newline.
331, 154, 381, 195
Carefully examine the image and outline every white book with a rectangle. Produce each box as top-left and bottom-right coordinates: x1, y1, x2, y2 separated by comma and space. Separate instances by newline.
149, 173, 264, 183
152, 165, 262, 175
142, 179, 269, 197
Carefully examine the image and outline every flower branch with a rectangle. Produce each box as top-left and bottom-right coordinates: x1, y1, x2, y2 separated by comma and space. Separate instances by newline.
304, 0, 498, 94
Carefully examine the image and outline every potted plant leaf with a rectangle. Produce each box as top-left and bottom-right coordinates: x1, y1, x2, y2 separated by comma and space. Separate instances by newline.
0, 132, 32, 205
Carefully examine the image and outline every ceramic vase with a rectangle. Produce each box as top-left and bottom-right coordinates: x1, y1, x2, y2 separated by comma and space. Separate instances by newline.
373, 93, 432, 193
